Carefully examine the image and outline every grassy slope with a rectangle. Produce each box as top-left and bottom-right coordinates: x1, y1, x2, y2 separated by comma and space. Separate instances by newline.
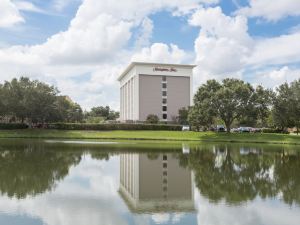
0, 129, 300, 145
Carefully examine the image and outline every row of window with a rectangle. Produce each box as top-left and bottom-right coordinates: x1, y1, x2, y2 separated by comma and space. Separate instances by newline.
162, 76, 167, 120
162, 154, 168, 196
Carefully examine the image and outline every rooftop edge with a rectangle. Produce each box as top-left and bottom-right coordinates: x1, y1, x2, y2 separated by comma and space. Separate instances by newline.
118, 62, 197, 81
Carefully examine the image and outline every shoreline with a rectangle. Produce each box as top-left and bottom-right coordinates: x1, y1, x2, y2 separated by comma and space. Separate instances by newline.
1, 129, 300, 146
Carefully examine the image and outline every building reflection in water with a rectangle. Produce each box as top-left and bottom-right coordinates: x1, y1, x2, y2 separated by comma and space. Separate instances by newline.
119, 153, 195, 213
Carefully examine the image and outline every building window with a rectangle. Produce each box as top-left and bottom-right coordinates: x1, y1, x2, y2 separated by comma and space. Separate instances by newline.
162, 98, 167, 104
162, 76, 166, 82
162, 91, 167, 96
163, 114, 167, 120
163, 171, 168, 176
162, 106, 167, 112
162, 83, 167, 89
163, 163, 167, 168
163, 155, 167, 161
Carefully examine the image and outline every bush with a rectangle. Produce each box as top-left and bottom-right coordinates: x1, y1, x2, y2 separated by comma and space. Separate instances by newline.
0, 123, 28, 129
146, 114, 159, 124
261, 128, 289, 134
48, 123, 182, 131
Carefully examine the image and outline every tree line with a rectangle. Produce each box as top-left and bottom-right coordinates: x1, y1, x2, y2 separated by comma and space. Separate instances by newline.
0, 77, 119, 125
186, 78, 300, 133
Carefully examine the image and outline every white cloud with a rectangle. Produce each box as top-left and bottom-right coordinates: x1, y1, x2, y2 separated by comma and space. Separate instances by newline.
53, 0, 82, 11
15, 1, 46, 14
237, 0, 300, 22
1, 0, 300, 110
0, 0, 214, 109
0, 0, 24, 28
251, 66, 300, 88
247, 32, 300, 68
195, 191, 300, 225
189, 6, 300, 90
135, 17, 154, 48
189, 7, 252, 85
132, 43, 189, 64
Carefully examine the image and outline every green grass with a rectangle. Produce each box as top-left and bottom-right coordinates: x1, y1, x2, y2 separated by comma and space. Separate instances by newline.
1, 129, 300, 145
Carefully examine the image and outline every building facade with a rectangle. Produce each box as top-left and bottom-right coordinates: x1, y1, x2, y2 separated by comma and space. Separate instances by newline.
118, 62, 196, 122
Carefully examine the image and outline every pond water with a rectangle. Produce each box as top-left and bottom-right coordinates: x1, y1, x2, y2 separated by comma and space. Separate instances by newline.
0, 139, 299, 225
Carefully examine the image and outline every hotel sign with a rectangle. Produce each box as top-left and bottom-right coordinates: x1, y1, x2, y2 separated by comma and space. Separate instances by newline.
153, 67, 177, 72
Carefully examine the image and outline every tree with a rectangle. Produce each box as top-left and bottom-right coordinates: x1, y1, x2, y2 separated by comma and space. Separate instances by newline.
87, 106, 119, 121
254, 85, 274, 127
178, 107, 189, 125
290, 80, 300, 134
0, 77, 84, 124
188, 105, 213, 131
2, 77, 29, 122
191, 79, 256, 133
272, 83, 294, 131
25, 79, 58, 124
215, 79, 257, 132
90, 106, 110, 118
107, 110, 120, 120
0, 84, 5, 118
146, 114, 159, 124
188, 80, 219, 131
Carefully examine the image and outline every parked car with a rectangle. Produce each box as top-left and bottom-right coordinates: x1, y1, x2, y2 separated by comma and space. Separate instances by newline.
182, 125, 190, 131
231, 128, 239, 133
239, 127, 251, 133
250, 128, 261, 133
216, 125, 226, 132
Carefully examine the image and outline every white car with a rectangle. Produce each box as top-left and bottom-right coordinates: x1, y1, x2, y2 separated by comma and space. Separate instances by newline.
182, 125, 190, 131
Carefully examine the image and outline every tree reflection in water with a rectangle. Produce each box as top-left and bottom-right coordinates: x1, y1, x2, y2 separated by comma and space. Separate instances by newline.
0, 144, 82, 199
179, 145, 300, 206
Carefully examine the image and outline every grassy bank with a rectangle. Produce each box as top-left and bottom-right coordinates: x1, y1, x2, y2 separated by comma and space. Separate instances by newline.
1, 129, 300, 145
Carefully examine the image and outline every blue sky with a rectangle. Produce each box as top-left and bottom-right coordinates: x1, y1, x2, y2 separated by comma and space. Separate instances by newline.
1, 0, 300, 109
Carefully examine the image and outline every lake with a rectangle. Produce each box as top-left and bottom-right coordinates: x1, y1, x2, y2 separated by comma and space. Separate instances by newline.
0, 139, 299, 225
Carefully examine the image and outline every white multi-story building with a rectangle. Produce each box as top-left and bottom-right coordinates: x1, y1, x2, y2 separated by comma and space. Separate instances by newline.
118, 62, 196, 122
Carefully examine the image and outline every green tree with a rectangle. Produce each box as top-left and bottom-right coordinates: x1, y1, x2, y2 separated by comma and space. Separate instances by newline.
215, 79, 256, 132
87, 106, 119, 121
254, 85, 274, 127
53, 96, 83, 123
290, 80, 300, 134
107, 110, 120, 120
188, 105, 213, 131
272, 83, 294, 131
90, 106, 110, 118
178, 107, 189, 125
0, 84, 5, 118
2, 77, 29, 122
188, 80, 219, 131
191, 79, 256, 133
146, 114, 159, 124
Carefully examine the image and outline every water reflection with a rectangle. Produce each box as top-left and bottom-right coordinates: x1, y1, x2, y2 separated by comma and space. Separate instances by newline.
0, 140, 299, 225
0, 145, 81, 198
179, 144, 300, 206
119, 153, 194, 213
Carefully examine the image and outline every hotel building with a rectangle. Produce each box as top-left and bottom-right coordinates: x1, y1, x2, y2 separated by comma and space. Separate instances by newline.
119, 153, 194, 213
118, 62, 196, 122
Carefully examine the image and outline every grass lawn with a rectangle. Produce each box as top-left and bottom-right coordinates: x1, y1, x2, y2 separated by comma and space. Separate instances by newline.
1, 129, 300, 145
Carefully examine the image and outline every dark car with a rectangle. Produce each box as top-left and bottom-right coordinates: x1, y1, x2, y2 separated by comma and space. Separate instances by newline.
216, 125, 226, 132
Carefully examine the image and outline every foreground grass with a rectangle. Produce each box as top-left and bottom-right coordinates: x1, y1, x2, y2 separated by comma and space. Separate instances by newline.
1, 129, 300, 145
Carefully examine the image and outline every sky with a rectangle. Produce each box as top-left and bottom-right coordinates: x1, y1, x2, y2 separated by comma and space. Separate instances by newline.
0, 0, 300, 110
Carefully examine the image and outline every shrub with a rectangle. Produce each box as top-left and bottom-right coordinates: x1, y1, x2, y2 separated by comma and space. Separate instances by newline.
0, 123, 28, 129
146, 114, 159, 124
261, 128, 289, 134
48, 123, 182, 131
